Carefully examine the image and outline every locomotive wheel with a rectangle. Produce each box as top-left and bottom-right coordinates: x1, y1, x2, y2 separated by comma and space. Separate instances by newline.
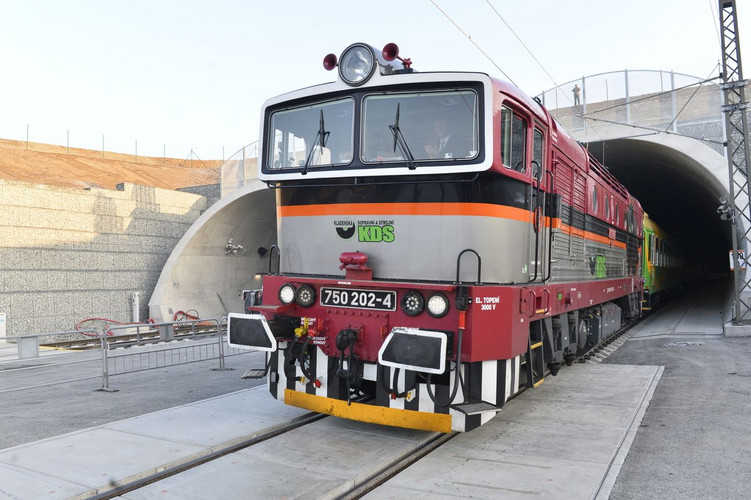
548, 362, 561, 376
564, 354, 576, 366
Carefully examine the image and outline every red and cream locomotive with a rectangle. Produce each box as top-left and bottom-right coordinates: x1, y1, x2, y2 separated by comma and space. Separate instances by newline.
228, 43, 643, 432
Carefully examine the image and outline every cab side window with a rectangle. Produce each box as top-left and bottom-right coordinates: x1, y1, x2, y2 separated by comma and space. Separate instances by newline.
501, 107, 527, 173
532, 129, 544, 179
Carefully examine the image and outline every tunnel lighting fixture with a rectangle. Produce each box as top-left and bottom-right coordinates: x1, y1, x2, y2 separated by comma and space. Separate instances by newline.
717, 196, 734, 222
225, 238, 245, 255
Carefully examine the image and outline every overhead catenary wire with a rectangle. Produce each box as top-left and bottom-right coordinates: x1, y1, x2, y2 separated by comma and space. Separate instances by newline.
484, 0, 558, 86
581, 117, 725, 146
436, 0, 598, 142
429, 0, 519, 87
708, 0, 723, 53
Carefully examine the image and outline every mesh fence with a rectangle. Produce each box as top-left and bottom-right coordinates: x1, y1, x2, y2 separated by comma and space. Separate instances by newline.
220, 142, 259, 197
536, 70, 724, 152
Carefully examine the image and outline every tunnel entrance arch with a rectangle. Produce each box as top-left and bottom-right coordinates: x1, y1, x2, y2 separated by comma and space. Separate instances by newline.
148, 180, 276, 323
586, 135, 734, 277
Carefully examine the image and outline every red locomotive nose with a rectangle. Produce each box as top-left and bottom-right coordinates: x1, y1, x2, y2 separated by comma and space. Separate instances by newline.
339, 251, 368, 268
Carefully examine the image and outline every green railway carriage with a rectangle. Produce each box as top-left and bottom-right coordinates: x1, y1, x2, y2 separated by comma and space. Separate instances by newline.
642, 212, 685, 308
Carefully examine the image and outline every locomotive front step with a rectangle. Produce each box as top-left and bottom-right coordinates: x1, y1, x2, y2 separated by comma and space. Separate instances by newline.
451, 401, 501, 416
241, 368, 268, 379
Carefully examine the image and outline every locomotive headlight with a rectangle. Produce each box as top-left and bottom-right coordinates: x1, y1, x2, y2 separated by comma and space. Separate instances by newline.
339, 43, 376, 86
401, 290, 424, 316
296, 284, 316, 307
426, 293, 449, 318
279, 284, 296, 305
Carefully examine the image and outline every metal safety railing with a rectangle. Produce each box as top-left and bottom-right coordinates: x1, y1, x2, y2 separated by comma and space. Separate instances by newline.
99, 318, 236, 391
0, 317, 252, 394
536, 69, 725, 153
219, 141, 259, 197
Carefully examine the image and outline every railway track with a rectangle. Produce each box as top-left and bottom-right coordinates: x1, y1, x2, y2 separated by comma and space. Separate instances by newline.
91, 408, 453, 500
88, 314, 644, 499
338, 431, 457, 499
91, 411, 328, 499
578, 310, 651, 363
40, 324, 220, 351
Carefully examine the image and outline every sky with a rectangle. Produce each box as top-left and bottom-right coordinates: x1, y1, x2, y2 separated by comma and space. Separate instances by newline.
0, 0, 746, 161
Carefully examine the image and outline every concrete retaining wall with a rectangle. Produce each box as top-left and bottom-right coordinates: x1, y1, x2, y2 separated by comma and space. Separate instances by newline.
0, 180, 207, 336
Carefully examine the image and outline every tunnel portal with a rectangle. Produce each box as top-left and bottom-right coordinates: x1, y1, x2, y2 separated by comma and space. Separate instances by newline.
589, 135, 731, 276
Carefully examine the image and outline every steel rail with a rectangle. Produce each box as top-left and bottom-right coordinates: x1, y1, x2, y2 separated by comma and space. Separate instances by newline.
89, 411, 327, 500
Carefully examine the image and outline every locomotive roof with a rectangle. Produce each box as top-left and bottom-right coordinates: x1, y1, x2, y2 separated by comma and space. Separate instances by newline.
489, 76, 549, 122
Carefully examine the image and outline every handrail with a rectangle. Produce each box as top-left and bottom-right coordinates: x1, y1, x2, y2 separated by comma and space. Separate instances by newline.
268, 244, 281, 274
544, 169, 556, 283
455, 248, 482, 285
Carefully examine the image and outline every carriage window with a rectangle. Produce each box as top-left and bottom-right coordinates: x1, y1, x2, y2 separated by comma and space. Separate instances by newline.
605, 194, 610, 219
592, 185, 598, 213
627, 205, 634, 233
501, 107, 527, 173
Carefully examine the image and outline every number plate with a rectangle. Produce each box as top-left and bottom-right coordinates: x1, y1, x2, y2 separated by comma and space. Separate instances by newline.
320, 287, 397, 311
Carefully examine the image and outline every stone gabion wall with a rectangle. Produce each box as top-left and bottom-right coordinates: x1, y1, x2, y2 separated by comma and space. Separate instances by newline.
0, 180, 207, 336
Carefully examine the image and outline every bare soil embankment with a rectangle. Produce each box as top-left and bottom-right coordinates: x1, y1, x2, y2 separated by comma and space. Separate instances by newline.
0, 138, 221, 190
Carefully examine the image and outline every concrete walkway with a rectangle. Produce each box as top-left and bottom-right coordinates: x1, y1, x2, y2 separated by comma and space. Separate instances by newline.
0, 363, 662, 499
371, 364, 662, 499
606, 282, 751, 500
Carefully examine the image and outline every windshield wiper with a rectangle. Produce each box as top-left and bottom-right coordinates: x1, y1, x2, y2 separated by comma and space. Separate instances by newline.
302, 109, 330, 175
389, 103, 415, 169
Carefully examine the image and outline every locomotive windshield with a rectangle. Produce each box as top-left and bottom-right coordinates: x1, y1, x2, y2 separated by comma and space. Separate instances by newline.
265, 88, 479, 172
362, 90, 478, 163
268, 98, 355, 169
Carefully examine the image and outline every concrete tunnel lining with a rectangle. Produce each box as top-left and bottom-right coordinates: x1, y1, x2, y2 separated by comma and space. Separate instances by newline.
148, 180, 276, 323
150, 132, 738, 324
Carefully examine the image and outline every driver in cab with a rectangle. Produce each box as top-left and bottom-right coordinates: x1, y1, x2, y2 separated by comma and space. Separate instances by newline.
424, 119, 467, 159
